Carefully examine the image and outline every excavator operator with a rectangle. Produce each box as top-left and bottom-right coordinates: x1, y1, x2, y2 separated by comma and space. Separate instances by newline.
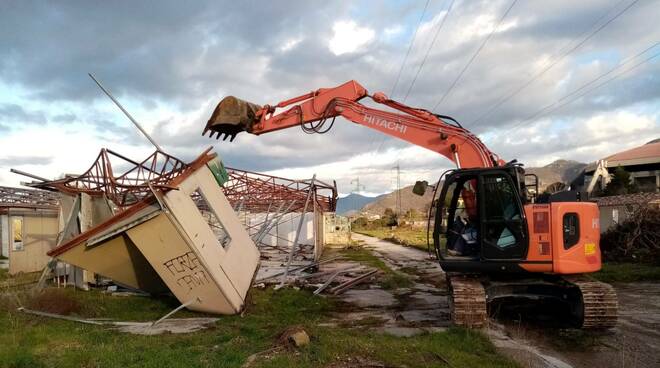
448, 179, 479, 257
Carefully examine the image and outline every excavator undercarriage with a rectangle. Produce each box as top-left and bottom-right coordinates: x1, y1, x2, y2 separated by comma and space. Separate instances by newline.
448, 274, 618, 329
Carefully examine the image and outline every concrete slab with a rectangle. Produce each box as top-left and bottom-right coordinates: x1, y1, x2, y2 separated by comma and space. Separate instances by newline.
116, 318, 219, 335
341, 289, 397, 308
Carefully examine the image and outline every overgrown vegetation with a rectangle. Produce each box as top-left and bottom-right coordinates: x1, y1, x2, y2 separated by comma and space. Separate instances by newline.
354, 227, 430, 252
0, 284, 518, 367
600, 205, 660, 265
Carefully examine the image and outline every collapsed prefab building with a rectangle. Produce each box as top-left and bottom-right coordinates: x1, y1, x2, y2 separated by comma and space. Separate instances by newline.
8, 146, 345, 311
223, 167, 336, 256
27, 148, 260, 314
221, 167, 344, 280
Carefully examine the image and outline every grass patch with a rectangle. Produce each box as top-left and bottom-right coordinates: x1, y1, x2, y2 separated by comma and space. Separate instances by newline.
0, 285, 518, 368
338, 246, 413, 289
0, 270, 42, 290
592, 262, 660, 283
355, 227, 431, 252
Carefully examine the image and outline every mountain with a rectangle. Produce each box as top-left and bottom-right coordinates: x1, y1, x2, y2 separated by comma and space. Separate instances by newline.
525, 159, 587, 190
361, 184, 435, 216
336, 193, 383, 215
355, 159, 587, 216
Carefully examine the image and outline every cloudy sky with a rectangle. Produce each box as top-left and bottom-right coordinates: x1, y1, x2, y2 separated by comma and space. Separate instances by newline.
1, 0, 658, 196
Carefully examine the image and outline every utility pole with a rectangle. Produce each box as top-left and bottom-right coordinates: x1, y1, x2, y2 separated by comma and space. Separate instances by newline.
350, 178, 365, 194
392, 163, 401, 217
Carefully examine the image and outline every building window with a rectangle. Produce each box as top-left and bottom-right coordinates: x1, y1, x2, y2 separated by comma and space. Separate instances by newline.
563, 213, 580, 250
11, 216, 24, 251
189, 189, 231, 248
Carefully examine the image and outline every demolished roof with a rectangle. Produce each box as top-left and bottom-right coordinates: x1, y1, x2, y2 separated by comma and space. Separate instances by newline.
0, 185, 59, 210
28, 148, 203, 208
223, 167, 337, 212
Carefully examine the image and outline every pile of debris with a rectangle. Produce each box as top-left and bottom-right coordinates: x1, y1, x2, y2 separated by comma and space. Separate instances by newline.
601, 204, 660, 264
255, 255, 380, 295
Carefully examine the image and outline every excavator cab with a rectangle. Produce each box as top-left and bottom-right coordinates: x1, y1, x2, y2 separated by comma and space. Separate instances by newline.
431, 166, 530, 273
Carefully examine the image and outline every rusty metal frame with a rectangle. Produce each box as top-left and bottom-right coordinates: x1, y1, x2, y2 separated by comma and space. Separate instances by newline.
0, 185, 59, 210
28, 149, 208, 208
222, 167, 336, 213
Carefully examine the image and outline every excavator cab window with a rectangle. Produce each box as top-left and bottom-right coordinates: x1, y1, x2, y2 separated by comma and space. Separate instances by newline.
435, 173, 480, 259
479, 172, 526, 260
434, 169, 528, 262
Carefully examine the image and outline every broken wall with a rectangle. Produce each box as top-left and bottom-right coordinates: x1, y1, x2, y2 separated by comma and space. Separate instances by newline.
2, 209, 58, 274
245, 212, 316, 247
322, 213, 351, 245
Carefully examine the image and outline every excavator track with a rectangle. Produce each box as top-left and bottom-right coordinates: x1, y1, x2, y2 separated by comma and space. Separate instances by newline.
566, 277, 618, 329
448, 275, 487, 328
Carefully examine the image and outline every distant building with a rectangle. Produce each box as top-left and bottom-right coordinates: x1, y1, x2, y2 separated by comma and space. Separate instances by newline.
583, 140, 660, 193
0, 186, 59, 274
595, 192, 660, 231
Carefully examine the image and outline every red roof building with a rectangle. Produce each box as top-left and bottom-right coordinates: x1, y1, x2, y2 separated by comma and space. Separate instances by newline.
585, 139, 660, 193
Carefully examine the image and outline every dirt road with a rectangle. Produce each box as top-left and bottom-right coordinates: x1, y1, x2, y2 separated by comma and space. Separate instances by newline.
346, 233, 660, 368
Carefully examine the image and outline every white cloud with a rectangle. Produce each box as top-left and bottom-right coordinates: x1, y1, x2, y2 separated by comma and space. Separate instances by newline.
383, 24, 404, 38
585, 111, 654, 138
280, 37, 303, 52
0, 123, 153, 187
264, 145, 452, 195
328, 20, 375, 56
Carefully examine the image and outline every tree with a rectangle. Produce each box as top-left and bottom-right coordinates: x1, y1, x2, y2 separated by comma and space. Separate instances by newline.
405, 208, 419, 220
383, 208, 398, 226
604, 166, 638, 196
351, 217, 368, 229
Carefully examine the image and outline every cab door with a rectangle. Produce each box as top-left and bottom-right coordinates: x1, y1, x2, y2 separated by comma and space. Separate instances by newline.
478, 171, 528, 260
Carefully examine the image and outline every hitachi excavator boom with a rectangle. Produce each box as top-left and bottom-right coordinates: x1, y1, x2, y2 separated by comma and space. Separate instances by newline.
204, 80, 501, 169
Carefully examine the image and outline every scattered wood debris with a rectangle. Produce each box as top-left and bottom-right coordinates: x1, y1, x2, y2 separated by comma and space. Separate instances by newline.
329, 269, 380, 295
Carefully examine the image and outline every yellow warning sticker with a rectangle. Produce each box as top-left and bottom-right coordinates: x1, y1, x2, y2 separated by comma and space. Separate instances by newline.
585, 243, 596, 255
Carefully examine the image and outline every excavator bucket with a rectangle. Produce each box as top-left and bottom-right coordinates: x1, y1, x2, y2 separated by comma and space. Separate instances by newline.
203, 96, 262, 141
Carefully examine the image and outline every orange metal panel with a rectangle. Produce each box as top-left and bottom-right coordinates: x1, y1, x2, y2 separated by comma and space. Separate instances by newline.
523, 204, 553, 267
550, 202, 601, 274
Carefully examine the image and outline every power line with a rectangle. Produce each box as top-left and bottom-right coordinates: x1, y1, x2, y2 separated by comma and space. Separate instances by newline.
402, 0, 456, 102
468, 0, 638, 127
500, 42, 660, 135
365, 0, 432, 156
431, 0, 518, 112
369, 0, 455, 161
390, 0, 432, 99
367, 0, 453, 162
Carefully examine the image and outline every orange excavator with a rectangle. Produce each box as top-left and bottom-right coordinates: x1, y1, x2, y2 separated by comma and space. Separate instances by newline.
202, 80, 617, 329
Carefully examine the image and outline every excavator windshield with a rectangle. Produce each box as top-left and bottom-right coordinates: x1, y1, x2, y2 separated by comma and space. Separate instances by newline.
433, 168, 528, 263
